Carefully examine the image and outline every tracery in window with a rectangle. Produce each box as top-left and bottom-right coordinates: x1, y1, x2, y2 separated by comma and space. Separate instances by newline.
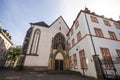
53, 33, 66, 50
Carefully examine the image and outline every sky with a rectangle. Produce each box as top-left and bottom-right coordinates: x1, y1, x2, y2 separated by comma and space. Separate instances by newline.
0, 0, 120, 45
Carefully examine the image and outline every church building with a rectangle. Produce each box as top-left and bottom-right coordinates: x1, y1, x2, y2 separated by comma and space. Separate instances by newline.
19, 16, 69, 71
18, 8, 120, 79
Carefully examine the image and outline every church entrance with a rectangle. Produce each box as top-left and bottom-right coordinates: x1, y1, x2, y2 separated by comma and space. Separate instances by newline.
55, 59, 63, 70
55, 52, 64, 71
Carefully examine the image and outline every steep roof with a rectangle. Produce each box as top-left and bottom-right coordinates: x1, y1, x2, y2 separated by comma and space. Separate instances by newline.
30, 16, 70, 29
30, 21, 49, 27
50, 16, 69, 29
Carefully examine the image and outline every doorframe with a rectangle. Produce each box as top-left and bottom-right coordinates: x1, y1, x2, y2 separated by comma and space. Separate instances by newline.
55, 59, 63, 71
53, 50, 65, 70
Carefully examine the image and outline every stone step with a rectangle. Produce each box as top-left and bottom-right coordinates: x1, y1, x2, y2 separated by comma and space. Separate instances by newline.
47, 70, 82, 75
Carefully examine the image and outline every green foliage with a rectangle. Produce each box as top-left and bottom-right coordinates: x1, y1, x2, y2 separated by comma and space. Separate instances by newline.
7, 46, 21, 62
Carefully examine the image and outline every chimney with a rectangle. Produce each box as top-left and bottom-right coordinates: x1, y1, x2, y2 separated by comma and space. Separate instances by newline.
85, 8, 90, 13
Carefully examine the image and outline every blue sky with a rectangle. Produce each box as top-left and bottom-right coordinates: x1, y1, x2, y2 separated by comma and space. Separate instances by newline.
0, 0, 120, 45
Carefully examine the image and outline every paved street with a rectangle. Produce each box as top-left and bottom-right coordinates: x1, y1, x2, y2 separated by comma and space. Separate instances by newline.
0, 68, 97, 80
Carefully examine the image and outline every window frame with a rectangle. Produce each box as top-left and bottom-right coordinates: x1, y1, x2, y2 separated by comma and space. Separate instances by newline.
71, 28, 73, 36
75, 20, 79, 29
69, 56, 72, 69
114, 22, 120, 29
108, 31, 117, 40
94, 28, 104, 37
116, 49, 120, 60
100, 48, 114, 70
73, 54, 78, 69
103, 19, 111, 26
72, 38, 75, 47
30, 29, 41, 55
90, 16, 99, 23
79, 49, 88, 69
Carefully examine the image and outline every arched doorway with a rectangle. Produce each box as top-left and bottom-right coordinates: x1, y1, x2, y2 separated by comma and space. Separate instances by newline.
48, 32, 69, 70
55, 52, 63, 70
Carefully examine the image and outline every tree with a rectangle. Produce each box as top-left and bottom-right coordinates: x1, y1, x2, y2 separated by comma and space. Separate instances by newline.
6, 46, 21, 67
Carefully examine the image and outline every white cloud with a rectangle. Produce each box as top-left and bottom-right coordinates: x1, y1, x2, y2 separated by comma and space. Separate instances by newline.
59, 0, 85, 27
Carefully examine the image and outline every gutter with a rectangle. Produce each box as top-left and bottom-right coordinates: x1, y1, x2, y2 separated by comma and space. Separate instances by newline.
84, 13, 97, 55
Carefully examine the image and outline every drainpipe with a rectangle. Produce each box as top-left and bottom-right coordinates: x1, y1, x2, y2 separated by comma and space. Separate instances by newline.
84, 13, 97, 55
84, 13, 104, 79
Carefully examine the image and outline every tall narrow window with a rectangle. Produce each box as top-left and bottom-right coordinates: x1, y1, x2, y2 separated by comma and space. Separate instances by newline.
77, 32, 81, 42
103, 20, 111, 26
69, 56, 72, 69
100, 48, 114, 70
79, 50, 88, 69
108, 31, 117, 40
23, 27, 33, 54
114, 23, 120, 29
67, 33, 70, 39
72, 39, 75, 47
116, 49, 120, 59
30, 29, 40, 55
73, 54, 78, 69
67, 43, 70, 49
94, 28, 104, 37
75, 20, 79, 29
90, 16, 98, 23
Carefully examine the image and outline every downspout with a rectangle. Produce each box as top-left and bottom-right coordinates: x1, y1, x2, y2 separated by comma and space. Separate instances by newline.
84, 13, 97, 55
84, 13, 105, 79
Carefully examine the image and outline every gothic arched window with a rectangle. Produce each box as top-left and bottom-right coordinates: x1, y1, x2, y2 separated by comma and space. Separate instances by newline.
53, 33, 66, 50
30, 29, 40, 55
22, 27, 33, 54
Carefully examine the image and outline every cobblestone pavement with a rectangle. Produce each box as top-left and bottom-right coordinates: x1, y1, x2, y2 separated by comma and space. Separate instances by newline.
0, 69, 97, 80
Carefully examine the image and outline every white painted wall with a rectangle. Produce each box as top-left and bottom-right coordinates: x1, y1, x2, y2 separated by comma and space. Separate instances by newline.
68, 11, 120, 78
24, 17, 69, 67
86, 13, 120, 75
68, 12, 97, 78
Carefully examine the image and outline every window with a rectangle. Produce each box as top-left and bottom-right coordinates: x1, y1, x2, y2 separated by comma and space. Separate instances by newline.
79, 50, 88, 69
72, 39, 75, 47
103, 20, 111, 26
71, 28, 73, 36
90, 16, 98, 23
77, 32, 81, 42
108, 31, 117, 40
67, 43, 70, 49
75, 20, 79, 29
69, 56, 72, 69
116, 49, 120, 59
114, 23, 120, 29
73, 54, 78, 69
100, 48, 114, 70
23, 27, 33, 54
30, 29, 41, 55
67, 33, 70, 39
94, 28, 104, 37
53, 33, 66, 50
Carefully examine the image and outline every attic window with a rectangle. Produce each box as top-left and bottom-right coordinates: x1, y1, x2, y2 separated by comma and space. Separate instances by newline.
59, 22, 61, 24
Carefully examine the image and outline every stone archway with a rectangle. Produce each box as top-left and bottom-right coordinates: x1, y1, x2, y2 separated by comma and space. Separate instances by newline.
54, 52, 64, 70
48, 45, 69, 70
48, 32, 69, 70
